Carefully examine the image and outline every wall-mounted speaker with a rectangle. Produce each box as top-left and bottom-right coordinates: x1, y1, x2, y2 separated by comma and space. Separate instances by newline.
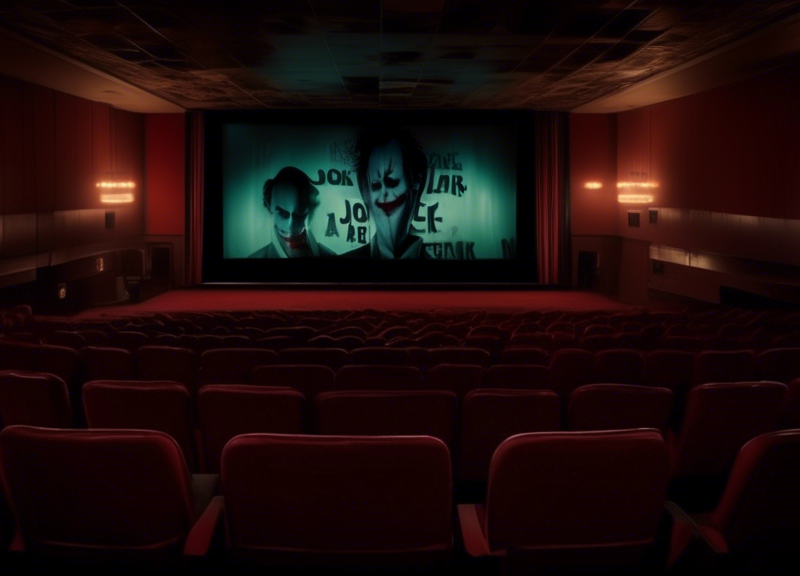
649, 209, 658, 224
105, 211, 115, 229
628, 211, 640, 228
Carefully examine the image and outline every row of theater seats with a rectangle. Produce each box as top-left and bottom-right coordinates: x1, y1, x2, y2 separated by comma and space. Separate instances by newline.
4, 341, 800, 395
1, 425, 798, 571
17, 304, 800, 352
0, 371, 796, 487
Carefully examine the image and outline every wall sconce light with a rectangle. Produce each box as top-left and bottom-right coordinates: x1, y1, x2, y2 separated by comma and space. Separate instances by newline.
584, 182, 603, 189
618, 193, 654, 204
100, 193, 134, 204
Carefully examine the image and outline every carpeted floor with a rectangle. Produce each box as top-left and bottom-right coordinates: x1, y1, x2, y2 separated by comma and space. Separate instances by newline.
69, 288, 645, 318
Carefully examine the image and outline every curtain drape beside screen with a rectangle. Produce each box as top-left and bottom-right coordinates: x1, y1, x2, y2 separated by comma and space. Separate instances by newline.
536, 112, 570, 285
187, 111, 204, 286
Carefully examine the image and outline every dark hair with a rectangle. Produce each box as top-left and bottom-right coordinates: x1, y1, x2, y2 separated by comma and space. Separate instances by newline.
352, 126, 427, 205
262, 166, 320, 212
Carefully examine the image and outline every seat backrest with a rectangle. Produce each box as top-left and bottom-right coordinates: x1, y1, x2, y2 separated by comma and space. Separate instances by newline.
81, 346, 134, 381
642, 350, 695, 391
593, 349, 644, 384
250, 364, 335, 398
481, 364, 551, 390
334, 365, 423, 390
348, 347, 411, 366
0, 341, 35, 371
316, 390, 458, 447
82, 380, 198, 471
278, 347, 349, 370
485, 429, 668, 554
428, 347, 491, 367
0, 370, 73, 428
568, 384, 673, 433
548, 349, 595, 399
426, 363, 485, 396
30, 345, 82, 389
691, 350, 755, 386
754, 348, 800, 383
709, 429, 800, 550
672, 381, 787, 476
780, 377, 800, 428
498, 347, 549, 366
0, 426, 194, 552
136, 346, 198, 395
221, 434, 452, 556
198, 348, 279, 385
198, 385, 305, 473
459, 389, 561, 482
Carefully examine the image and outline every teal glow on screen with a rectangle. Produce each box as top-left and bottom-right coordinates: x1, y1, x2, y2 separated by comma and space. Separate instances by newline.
223, 124, 517, 260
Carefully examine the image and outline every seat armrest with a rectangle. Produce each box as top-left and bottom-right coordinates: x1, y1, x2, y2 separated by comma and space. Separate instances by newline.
184, 495, 224, 557
457, 504, 493, 557
665, 500, 729, 567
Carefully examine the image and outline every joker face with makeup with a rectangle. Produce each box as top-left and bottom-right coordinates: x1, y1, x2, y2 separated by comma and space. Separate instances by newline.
350, 126, 428, 259
248, 166, 334, 259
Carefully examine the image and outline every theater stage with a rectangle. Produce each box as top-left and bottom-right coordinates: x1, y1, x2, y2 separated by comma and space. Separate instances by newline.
70, 288, 648, 319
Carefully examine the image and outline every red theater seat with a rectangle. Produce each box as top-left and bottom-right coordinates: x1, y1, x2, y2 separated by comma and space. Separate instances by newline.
316, 390, 457, 446
83, 380, 199, 472
779, 377, 800, 429
137, 345, 198, 395
548, 348, 595, 399
691, 350, 756, 386
81, 346, 134, 381
459, 429, 669, 570
754, 347, 800, 383
668, 381, 786, 478
593, 349, 644, 384
0, 426, 213, 561
278, 347, 349, 370
428, 347, 491, 367
668, 429, 800, 570
188, 434, 452, 565
250, 364, 335, 398
198, 348, 279, 385
348, 347, 411, 366
426, 363, 484, 396
481, 364, 550, 390
198, 385, 304, 473
458, 389, 560, 482
498, 346, 549, 366
335, 364, 423, 390
0, 371, 73, 428
568, 383, 673, 433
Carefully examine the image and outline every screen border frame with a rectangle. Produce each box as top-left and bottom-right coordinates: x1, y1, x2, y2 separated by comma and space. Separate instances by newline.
201, 109, 538, 284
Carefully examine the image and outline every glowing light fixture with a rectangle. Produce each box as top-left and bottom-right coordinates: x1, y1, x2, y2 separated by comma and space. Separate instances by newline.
616, 181, 659, 189
100, 193, 134, 204
617, 193, 654, 204
583, 181, 603, 189
96, 181, 136, 189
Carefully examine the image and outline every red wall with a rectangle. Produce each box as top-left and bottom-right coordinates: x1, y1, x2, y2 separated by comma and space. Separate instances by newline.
145, 115, 185, 235
571, 65, 800, 302
0, 75, 145, 260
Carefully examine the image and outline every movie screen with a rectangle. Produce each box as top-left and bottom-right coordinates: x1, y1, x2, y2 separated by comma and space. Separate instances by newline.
222, 123, 518, 261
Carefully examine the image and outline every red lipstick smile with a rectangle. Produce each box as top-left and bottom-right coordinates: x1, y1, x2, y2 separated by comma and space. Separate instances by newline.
375, 193, 407, 217
279, 229, 307, 249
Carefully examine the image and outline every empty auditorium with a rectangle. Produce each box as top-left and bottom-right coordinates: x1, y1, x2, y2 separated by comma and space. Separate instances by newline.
1, 2, 799, 573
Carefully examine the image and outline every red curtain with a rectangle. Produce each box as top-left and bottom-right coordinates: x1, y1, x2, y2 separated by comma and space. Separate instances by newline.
187, 111, 204, 285
536, 112, 570, 285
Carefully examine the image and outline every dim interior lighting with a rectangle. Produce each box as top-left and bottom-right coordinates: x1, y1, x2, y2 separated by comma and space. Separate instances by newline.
100, 193, 134, 204
584, 182, 603, 189
96, 181, 136, 189
618, 193, 654, 204
616, 181, 659, 189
